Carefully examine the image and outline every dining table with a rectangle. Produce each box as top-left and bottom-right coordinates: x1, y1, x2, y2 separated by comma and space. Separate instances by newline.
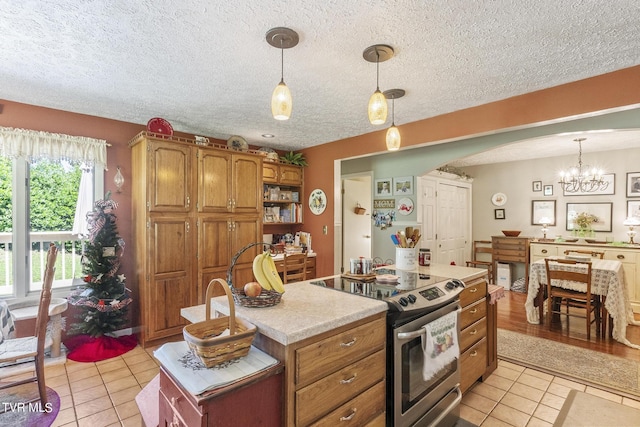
526, 257, 640, 349
0, 299, 15, 344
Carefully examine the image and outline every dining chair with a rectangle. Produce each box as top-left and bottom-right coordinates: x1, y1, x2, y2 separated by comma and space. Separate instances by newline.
466, 240, 493, 283
563, 249, 605, 259
544, 257, 600, 340
283, 252, 308, 284
0, 243, 57, 412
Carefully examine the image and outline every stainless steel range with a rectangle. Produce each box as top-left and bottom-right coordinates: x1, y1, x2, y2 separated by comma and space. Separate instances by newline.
311, 268, 465, 427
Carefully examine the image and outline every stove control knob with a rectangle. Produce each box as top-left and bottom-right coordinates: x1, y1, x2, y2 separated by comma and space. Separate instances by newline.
399, 297, 409, 306
445, 281, 455, 290
407, 294, 417, 304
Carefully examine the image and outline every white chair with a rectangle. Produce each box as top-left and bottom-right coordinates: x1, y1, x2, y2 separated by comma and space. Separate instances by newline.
0, 243, 57, 412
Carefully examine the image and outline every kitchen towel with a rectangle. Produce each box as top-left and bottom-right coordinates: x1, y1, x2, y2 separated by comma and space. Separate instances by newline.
421, 310, 459, 382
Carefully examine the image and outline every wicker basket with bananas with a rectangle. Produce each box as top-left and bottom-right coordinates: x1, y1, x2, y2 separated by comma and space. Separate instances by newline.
228, 242, 284, 307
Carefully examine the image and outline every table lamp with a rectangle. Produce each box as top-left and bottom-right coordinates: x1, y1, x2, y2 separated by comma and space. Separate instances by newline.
623, 216, 640, 244
539, 217, 551, 239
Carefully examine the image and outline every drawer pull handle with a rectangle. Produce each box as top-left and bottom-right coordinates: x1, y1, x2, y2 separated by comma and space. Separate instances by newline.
470, 308, 478, 314
340, 338, 357, 348
617, 254, 625, 260
340, 409, 357, 421
470, 350, 478, 357
340, 374, 357, 384
469, 288, 478, 293
542, 249, 548, 254
470, 329, 478, 335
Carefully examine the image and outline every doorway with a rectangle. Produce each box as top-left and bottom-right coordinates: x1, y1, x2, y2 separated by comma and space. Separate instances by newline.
420, 173, 472, 266
342, 173, 373, 272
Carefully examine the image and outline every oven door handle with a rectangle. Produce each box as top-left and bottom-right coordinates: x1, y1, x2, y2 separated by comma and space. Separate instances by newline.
396, 306, 461, 342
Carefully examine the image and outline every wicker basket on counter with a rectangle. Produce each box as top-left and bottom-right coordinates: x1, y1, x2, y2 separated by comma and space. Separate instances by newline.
183, 278, 257, 368
228, 242, 282, 308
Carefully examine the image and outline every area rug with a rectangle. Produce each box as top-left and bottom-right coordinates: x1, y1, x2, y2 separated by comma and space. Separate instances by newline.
497, 329, 640, 399
554, 389, 640, 426
0, 384, 60, 427
63, 334, 137, 362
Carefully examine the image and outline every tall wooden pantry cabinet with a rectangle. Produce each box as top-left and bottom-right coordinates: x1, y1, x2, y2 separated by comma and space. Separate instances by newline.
129, 132, 263, 347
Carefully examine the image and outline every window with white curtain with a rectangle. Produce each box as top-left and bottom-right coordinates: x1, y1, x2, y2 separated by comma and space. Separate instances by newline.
0, 127, 106, 298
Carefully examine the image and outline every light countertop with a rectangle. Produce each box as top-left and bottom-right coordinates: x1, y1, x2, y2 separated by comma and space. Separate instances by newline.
180, 263, 486, 346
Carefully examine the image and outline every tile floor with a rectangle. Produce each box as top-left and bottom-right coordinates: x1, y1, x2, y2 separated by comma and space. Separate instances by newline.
6, 346, 640, 427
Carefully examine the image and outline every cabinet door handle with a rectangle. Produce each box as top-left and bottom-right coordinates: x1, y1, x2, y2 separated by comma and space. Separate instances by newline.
186, 196, 190, 207
227, 199, 232, 209
470, 329, 478, 335
470, 350, 478, 357
617, 254, 625, 260
340, 374, 357, 384
340, 338, 357, 348
541, 249, 548, 254
340, 409, 357, 421
470, 288, 478, 293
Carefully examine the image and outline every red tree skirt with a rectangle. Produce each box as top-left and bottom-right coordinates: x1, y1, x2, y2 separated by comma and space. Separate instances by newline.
64, 334, 138, 362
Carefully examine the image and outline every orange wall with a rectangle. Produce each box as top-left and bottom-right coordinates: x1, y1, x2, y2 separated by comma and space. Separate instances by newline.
2, 64, 640, 319
302, 65, 640, 277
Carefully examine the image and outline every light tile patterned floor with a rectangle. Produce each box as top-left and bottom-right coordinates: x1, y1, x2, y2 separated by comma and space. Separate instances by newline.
5, 346, 640, 426
460, 360, 640, 426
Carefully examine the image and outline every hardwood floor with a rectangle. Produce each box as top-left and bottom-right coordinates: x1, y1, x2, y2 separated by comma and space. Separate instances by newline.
497, 290, 640, 362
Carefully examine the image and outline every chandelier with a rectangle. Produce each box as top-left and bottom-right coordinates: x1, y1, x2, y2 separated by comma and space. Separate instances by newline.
558, 138, 608, 193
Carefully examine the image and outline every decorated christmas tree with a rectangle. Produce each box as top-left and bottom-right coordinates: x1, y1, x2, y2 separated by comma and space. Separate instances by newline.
68, 192, 132, 337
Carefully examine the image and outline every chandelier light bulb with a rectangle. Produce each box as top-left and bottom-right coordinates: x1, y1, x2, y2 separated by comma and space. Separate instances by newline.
369, 89, 388, 125
272, 79, 292, 120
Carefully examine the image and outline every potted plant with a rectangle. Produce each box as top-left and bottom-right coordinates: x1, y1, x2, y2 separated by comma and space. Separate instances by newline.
280, 151, 307, 167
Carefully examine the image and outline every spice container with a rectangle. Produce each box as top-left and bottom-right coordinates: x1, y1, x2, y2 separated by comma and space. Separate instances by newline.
418, 248, 431, 266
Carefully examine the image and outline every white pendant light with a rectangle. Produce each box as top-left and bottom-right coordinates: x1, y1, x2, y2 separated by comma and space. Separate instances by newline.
363, 45, 394, 125
383, 89, 405, 151
266, 27, 299, 121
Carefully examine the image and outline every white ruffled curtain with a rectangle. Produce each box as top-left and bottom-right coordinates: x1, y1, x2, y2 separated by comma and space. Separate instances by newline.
0, 126, 107, 167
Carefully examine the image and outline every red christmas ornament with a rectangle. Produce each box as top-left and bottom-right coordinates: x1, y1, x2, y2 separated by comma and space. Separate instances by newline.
98, 300, 105, 307
84, 275, 92, 283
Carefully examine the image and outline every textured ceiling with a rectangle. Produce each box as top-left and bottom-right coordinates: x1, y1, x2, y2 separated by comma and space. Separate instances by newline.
1, 1, 640, 152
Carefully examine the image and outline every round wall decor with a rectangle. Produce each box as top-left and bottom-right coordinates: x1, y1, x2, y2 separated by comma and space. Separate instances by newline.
491, 192, 507, 206
309, 189, 327, 215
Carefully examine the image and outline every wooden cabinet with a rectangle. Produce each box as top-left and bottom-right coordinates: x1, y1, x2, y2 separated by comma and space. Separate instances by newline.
263, 163, 304, 226
492, 236, 531, 290
159, 364, 283, 427
253, 312, 386, 426
459, 275, 489, 394
130, 132, 263, 346
530, 242, 640, 313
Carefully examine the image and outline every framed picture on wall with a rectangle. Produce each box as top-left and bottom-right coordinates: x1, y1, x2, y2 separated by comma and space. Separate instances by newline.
626, 172, 640, 197
532, 181, 542, 192
566, 202, 613, 232
495, 209, 505, 220
543, 185, 553, 196
393, 176, 413, 195
628, 200, 640, 219
375, 179, 392, 196
531, 200, 556, 225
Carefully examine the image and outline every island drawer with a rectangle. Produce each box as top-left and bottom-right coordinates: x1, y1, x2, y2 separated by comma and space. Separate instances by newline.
309, 380, 386, 427
460, 298, 486, 330
296, 316, 385, 386
295, 350, 385, 426
460, 279, 487, 308
460, 337, 487, 393
460, 317, 487, 353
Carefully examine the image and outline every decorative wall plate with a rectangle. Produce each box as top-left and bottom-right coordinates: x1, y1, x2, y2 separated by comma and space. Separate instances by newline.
146, 117, 173, 136
397, 197, 414, 215
491, 192, 507, 206
227, 135, 248, 151
309, 189, 327, 215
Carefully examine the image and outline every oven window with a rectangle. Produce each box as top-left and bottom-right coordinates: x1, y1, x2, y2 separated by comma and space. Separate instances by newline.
401, 337, 457, 411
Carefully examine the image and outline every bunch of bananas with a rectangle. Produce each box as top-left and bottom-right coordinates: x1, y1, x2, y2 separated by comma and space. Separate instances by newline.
252, 251, 285, 294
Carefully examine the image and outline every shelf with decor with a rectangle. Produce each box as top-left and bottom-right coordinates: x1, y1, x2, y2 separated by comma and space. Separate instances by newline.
263, 163, 304, 226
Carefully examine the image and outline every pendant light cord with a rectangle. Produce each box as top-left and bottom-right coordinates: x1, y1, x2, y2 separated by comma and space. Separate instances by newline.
375, 49, 380, 90
280, 40, 285, 84
391, 96, 395, 125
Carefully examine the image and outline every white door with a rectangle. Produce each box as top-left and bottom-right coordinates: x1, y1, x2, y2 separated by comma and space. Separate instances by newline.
420, 175, 471, 266
342, 176, 372, 271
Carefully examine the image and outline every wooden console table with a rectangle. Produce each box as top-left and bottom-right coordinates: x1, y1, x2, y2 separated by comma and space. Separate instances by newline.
492, 236, 531, 291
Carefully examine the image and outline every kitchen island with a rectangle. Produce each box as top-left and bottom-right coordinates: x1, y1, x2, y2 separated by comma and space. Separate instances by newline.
180, 264, 491, 426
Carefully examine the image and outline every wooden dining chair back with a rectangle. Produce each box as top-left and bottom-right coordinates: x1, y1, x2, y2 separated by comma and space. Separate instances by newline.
544, 257, 600, 340
563, 249, 604, 259
0, 243, 57, 411
466, 240, 493, 283
283, 253, 308, 284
